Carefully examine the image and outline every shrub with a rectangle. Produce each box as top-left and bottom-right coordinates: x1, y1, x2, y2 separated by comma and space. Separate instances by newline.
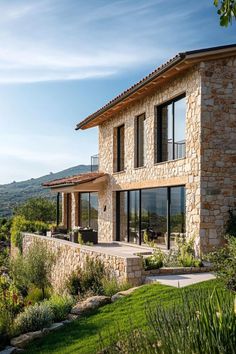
66, 257, 106, 297
101, 278, 131, 297
45, 294, 74, 322
10, 239, 56, 298
66, 271, 82, 296
79, 257, 105, 296
100, 289, 236, 354
25, 286, 51, 306
208, 235, 236, 293
143, 248, 164, 270
11, 216, 49, 251
142, 239, 202, 270
13, 302, 54, 335
166, 237, 202, 268
0, 275, 23, 336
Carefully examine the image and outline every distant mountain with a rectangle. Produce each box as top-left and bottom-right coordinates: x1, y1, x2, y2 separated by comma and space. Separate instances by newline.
0, 165, 90, 217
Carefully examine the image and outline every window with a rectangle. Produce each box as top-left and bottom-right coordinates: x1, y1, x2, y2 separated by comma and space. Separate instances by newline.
116, 186, 186, 249
116, 124, 125, 172
156, 95, 186, 162
135, 114, 145, 167
79, 192, 98, 230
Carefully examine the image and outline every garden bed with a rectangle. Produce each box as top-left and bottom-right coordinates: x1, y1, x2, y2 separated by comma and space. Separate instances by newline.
143, 265, 213, 276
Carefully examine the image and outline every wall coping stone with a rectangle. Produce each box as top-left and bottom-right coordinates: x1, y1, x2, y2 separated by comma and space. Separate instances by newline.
22, 233, 144, 260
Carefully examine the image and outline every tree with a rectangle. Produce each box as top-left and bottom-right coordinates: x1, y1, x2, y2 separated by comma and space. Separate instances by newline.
214, 0, 236, 26
14, 197, 57, 223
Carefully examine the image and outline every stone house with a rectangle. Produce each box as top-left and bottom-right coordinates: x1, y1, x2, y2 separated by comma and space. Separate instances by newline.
44, 44, 236, 255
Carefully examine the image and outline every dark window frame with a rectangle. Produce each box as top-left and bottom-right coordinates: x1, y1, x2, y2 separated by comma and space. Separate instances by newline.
79, 192, 98, 230
116, 185, 186, 250
135, 113, 145, 168
116, 124, 125, 172
155, 93, 186, 163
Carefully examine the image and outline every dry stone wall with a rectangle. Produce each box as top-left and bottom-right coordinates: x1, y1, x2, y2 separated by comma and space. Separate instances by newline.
22, 233, 143, 292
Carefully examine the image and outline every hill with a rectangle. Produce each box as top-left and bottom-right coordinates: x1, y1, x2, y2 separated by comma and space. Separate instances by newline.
0, 165, 90, 217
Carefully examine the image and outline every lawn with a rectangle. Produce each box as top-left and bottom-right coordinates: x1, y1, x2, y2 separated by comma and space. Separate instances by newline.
25, 280, 226, 354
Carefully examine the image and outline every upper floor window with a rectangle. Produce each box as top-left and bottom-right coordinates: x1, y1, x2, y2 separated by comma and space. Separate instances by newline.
135, 113, 145, 168
115, 124, 125, 172
156, 95, 186, 163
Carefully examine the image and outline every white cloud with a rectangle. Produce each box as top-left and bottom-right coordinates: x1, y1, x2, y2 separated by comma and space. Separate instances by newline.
0, 0, 213, 84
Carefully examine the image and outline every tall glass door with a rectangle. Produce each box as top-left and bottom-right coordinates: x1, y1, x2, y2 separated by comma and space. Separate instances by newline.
128, 190, 140, 244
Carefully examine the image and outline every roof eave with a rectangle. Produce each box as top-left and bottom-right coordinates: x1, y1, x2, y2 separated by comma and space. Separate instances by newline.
75, 53, 185, 130
75, 44, 236, 131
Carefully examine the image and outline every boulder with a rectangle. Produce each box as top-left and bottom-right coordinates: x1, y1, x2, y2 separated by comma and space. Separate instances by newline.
10, 331, 43, 349
67, 314, 79, 321
111, 287, 140, 302
47, 323, 64, 332
71, 296, 111, 315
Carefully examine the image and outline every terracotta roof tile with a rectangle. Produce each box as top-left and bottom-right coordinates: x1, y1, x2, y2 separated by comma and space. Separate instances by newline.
43, 172, 106, 188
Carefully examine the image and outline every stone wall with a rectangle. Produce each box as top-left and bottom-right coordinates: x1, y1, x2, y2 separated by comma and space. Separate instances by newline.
22, 233, 143, 292
60, 56, 236, 253
98, 65, 202, 249
199, 57, 236, 251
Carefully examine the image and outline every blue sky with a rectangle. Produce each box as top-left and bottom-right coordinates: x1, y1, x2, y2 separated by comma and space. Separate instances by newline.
0, 0, 235, 184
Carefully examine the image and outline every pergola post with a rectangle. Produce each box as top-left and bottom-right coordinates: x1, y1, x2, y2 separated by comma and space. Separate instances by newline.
56, 192, 60, 226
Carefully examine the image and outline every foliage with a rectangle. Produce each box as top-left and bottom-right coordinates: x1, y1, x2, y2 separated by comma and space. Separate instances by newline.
0, 275, 23, 336
45, 294, 74, 322
10, 239, 56, 298
11, 215, 50, 251
66, 257, 105, 297
175, 237, 203, 267
208, 235, 236, 292
101, 278, 131, 297
101, 288, 236, 354
214, 0, 236, 26
66, 271, 82, 297
0, 217, 12, 242
25, 287, 51, 306
142, 238, 202, 270
226, 208, 236, 237
13, 302, 54, 336
14, 197, 57, 223
0, 248, 9, 269
142, 248, 164, 270
66, 258, 130, 297
25, 280, 227, 354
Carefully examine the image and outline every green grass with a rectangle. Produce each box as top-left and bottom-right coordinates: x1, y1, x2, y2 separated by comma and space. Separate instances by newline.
25, 280, 226, 354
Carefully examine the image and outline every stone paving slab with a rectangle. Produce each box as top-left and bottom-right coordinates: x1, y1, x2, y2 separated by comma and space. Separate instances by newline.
145, 272, 216, 288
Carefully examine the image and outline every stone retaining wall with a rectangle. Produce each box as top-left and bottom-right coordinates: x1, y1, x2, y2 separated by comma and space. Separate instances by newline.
22, 233, 143, 292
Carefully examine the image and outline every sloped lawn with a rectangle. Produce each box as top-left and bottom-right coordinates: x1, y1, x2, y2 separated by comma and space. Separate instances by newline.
25, 280, 226, 354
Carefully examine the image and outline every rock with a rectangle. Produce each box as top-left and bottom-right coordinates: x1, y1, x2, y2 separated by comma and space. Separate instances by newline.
10, 330, 44, 349
111, 287, 140, 302
71, 296, 111, 315
67, 314, 79, 321
47, 323, 64, 332
42, 323, 64, 334
26, 331, 43, 340
10, 334, 31, 349
0, 346, 17, 354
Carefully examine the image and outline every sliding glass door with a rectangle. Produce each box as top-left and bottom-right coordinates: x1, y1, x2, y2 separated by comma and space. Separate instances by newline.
116, 186, 185, 249
129, 190, 140, 244
141, 188, 167, 246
